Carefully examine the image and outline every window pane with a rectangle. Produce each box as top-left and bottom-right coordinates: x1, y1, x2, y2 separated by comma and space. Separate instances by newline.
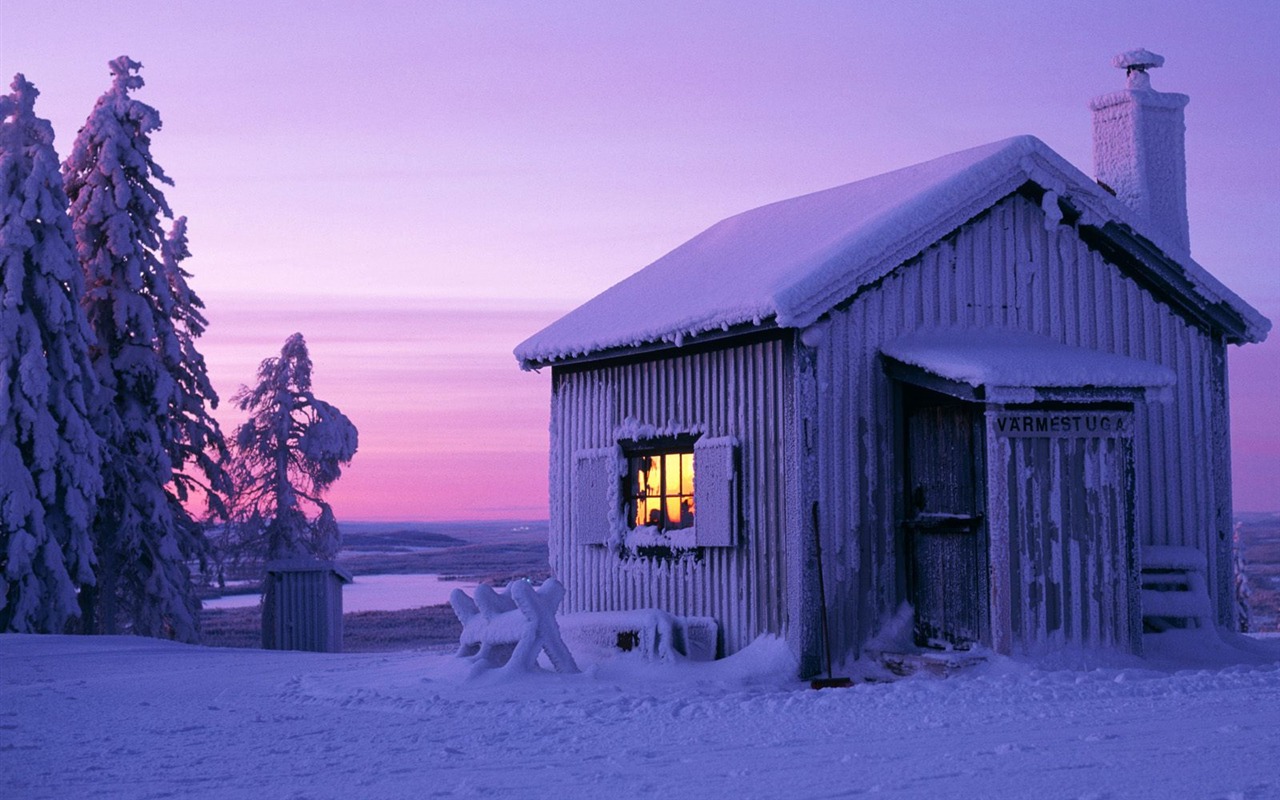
665, 496, 686, 527
635, 457, 651, 496
640, 497, 661, 527
663, 453, 680, 494
625, 446, 696, 532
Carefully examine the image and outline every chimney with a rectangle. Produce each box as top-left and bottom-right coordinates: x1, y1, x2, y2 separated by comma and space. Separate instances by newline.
1089, 49, 1191, 253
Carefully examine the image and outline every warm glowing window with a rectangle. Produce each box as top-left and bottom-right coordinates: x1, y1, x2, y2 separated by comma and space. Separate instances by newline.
626, 448, 695, 531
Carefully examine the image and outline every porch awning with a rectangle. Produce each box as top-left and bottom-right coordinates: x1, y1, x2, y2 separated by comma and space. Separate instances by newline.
881, 329, 1175, 403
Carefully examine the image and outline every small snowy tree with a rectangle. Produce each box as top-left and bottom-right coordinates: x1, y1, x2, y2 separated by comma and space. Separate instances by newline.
62, 57, 228, 641
0, 74, 103, 634
226, 333, 357, 564
1234, 522, 1252, 633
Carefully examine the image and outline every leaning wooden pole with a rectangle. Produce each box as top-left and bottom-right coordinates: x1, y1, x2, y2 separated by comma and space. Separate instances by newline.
811, 502, 852, 689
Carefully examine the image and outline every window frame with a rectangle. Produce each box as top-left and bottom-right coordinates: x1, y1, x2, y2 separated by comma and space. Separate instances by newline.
619, 434, 700, 535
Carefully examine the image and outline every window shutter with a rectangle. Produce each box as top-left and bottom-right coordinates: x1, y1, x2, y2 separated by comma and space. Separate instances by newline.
572, 448, 617, 546
693, 436, 738, 547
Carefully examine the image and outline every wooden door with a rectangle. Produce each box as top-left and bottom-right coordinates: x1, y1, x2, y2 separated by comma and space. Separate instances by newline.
990, 409, 1139, 652
903, 391, 986, 648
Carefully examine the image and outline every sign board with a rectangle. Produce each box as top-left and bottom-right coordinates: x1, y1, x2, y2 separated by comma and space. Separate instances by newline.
992, 411, 1131, 438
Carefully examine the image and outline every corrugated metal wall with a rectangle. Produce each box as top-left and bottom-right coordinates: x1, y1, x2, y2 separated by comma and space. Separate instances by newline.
263, 568, 345, 653
816, 192, 1226, 658
549, 336, 796, 656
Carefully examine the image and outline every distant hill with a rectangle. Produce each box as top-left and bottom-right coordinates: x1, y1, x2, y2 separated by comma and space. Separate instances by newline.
341, 528, 469, 552
334, 520, 550, 582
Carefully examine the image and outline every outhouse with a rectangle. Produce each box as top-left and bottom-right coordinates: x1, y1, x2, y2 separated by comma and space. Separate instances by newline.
262, 559, 353, 653
515, 52, 1270, 674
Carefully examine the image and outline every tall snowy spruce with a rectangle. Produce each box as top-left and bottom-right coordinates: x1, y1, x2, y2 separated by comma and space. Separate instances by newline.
226, 333, 357, 564
0, 75, 103, 634
63, 57, 229, 641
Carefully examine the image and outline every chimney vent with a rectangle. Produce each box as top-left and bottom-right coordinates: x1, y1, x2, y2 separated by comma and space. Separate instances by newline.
1089, 49, 1191, 254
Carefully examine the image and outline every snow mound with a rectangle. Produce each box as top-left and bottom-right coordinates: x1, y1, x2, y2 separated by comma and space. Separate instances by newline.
6, 634, 1280, 798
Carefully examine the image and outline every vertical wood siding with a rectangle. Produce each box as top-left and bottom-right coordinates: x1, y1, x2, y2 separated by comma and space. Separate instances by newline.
816, 192, 1226, 658
994, 431, 1138, 651
549, 337, 795, 656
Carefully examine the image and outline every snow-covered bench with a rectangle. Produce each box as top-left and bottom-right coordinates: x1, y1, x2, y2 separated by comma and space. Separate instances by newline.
1141, 546, 1213, 632
449, 579, 579, 674
558, 610, 719, 662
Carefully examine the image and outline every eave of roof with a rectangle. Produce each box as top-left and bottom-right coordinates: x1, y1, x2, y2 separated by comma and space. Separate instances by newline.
882, 329, 1176, 389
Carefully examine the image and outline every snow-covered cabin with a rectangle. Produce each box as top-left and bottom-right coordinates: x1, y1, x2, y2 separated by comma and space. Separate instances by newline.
515, 52, 1270, 673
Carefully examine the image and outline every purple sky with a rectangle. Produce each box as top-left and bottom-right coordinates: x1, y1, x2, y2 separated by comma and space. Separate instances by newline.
3, 1, 1276, 518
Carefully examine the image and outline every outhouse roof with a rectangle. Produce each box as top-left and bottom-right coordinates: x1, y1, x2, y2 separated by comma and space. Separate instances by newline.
881, 329, 1176, 399
265, 558, 354, 583
516, 135, 1268, 368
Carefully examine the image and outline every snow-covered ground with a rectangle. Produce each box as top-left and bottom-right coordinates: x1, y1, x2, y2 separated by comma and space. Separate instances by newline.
4, 631, 1280, 799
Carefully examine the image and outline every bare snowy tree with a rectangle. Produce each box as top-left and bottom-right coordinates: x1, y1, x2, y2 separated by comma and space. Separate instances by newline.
1234, 522, 1252, 633
225, 333, 357, 565
62, 57, 228, 641
0, 74, 103, 634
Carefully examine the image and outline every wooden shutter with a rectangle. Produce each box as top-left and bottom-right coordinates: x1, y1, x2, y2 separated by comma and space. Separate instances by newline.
572, 448, 617, 546
693, 436, 738, 547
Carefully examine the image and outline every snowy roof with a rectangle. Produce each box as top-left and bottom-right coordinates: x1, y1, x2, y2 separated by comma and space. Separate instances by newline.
881, 329, 1176, 392
516, 135, 1269, 367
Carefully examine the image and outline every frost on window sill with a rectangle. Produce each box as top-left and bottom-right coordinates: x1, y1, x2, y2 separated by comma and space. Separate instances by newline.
608, 524, 705, 561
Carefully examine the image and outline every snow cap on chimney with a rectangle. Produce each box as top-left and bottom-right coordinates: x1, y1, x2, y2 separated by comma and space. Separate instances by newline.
1090, 49, 1191, 254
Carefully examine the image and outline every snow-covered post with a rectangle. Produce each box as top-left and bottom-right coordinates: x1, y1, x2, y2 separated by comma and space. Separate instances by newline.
63, 57, 227, 641
0, 74, 103, 633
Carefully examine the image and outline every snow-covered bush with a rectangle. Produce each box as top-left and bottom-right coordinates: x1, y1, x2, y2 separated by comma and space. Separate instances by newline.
0, 74, 103, 633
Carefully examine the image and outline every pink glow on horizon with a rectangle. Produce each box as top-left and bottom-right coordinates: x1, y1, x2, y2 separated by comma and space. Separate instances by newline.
3, 2, 1277, 520
199, 297, 558, 521
1229, 326, 1280, 513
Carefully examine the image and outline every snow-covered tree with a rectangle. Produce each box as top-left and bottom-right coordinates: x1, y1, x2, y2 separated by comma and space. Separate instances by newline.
62, 56, 228, 641
158, 216, 232, 519
0, 74, 103, 634
225, 333, 357, 564
1234, 522, 1252, 633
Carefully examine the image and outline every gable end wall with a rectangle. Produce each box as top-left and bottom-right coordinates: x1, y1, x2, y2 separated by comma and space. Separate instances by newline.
814, 192, 1231, 659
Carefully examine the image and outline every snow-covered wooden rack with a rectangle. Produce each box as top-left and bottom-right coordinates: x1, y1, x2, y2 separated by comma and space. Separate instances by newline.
450, 579, 580, 673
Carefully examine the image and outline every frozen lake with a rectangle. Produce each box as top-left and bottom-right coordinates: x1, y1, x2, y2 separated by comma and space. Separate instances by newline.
203, 573, 478, 613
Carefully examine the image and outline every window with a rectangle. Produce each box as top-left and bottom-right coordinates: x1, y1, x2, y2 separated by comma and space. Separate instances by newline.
626, 449, 695, 531
571, 435, 738, 550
